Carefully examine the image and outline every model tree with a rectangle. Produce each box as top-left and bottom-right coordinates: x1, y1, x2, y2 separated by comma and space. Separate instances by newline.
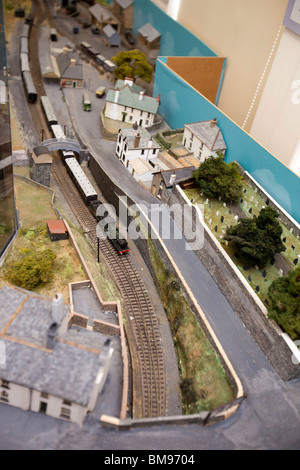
267, 266, 300, 340
111, 49, 153, 83
224, 207, 286, 268
193, 154, 243, 203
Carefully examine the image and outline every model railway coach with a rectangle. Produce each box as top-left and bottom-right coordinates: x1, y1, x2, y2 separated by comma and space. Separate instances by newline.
65, 157, 98, 204
22, 70, 37, 103
40, 96, 58, 128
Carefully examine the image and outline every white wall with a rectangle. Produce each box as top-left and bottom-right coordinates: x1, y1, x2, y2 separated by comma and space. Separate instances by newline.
250, 28, 300, 176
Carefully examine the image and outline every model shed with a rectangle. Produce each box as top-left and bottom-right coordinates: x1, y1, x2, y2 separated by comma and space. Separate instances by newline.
102, 24, 121, 47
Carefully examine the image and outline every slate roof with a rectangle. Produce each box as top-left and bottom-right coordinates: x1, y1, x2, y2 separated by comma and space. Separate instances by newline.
103, 24, 119, 39
56, 51, 83, 80
119, 127, 161, 150
106, 85, 159, 114
138, 22, 160, 43
161, 166, 196, 188
115, 0, 133, 8
185, 120, 227, 151
0, 286, 114, 406
89, 3, 119, 24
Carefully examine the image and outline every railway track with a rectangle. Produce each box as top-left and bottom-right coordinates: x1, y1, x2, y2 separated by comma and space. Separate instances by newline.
23, 0, 167, 418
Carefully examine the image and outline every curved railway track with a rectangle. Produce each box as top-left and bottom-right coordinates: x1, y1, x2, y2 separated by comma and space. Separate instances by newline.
24, 0, 167, 418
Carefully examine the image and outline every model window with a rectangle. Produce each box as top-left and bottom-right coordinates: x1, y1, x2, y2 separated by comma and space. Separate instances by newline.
124, 144, 127, 152
199, 150, 202, 158
1, 380, 9, 389
60, 407, 71, 419
141, 149, 145, 155
152, 148, 156, 154
63, 399, 72, 406
145, 120, 149, 125
140, 111, 143, 116
200, 141, 203, 149
129, 116, 133, 121
40, 392, 49, 399
190, 133, 193, 141
131, 108, 134, 112
0, 390, 9, 403
147, 112, 150, 118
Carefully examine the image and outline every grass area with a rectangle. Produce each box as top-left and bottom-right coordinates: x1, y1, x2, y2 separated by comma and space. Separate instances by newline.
4, 0, 32, 39
0, 175, 86, 301
148, 239, 234, 414
184, 179, 300, 305
1, 171, 123, 307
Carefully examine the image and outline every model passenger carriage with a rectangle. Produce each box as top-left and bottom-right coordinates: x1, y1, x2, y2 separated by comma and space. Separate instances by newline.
41, 96, 58, 128
65, 158, 98, 204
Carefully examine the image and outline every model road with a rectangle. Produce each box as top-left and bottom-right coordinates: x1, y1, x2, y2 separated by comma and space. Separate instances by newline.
2, 7, 300, 450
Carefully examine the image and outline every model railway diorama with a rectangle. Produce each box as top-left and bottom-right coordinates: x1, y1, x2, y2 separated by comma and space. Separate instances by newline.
19, 11, 129, 256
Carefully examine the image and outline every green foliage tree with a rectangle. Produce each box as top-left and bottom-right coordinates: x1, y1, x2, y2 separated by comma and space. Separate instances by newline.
193, 154, 243, 203
5, 249, 56, 290
112, 49, 153, 83
267, 266, 300, 340
224, 207, 286, 268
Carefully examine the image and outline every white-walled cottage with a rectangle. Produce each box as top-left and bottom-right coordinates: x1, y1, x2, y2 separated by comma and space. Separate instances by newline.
0, 286, 115, 426
105, 78, 160, 128
182, 118, 227, 163
116, 126, 161, 168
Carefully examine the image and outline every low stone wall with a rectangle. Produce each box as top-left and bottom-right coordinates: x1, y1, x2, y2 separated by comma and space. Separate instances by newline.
100, 396, 245, 430
93, 319, 120, 336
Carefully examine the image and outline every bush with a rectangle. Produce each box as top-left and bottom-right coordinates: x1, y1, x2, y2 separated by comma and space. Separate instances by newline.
267, 266, 300, 340
193, 154, 243, 203
225, 207, 285, 268
5, 249, 56, 290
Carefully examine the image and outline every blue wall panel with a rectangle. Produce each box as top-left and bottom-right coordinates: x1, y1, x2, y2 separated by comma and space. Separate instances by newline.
132, 0, 217, 57
154, 60, 300, 223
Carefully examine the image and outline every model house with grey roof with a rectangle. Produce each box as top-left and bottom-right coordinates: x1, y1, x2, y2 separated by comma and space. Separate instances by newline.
0, 286, 115, 426
105, 78, 160, 128
88, 3, 120, 34
182, 118, 227, 163
137, 23, 161, 61
116, 126, 161, 168
102, 24, 121, 47
56, 50, 83, 88
112, 0, 133, 30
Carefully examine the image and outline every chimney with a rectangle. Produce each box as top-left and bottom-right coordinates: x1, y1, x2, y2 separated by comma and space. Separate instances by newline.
124, 77, 134, 87
139, 90, 144, 101
115, 89, 120, 103
148, 136, 153, 148
132, 121, 138, 130
134, 133, 141, 148
157, 94, 161, 103
210, 118, 218, 127
169, 171, 176, 186
70, 58, 76, 67
52, 293, 64, 323
63, 46, 68, 54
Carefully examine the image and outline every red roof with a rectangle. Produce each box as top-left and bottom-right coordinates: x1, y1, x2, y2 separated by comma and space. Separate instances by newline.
46, 220, 68, 234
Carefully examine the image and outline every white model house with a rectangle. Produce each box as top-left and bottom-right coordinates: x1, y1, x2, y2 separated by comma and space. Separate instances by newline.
105, 78, 160, 128
116, 126, 161, 167
0, 286, 115, 426
182, 118, 227, 163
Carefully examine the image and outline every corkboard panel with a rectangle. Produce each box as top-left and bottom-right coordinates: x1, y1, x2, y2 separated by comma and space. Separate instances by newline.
166, 57, 226, 104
